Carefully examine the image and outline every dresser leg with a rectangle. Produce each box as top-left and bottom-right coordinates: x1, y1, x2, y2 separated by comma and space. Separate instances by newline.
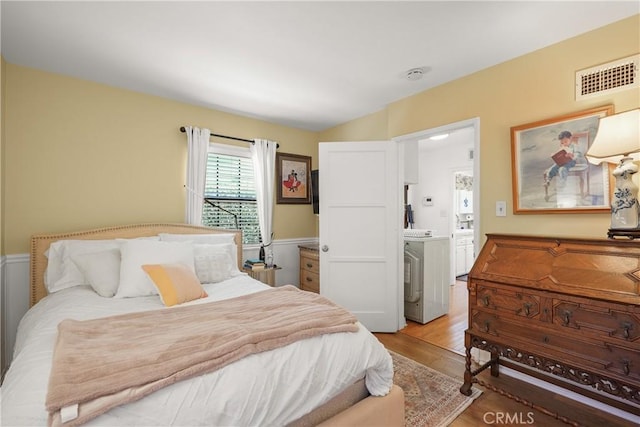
460, 340, 474, 396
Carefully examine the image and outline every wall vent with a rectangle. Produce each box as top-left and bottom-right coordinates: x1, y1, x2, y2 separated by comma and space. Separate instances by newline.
575, 54, 639, 100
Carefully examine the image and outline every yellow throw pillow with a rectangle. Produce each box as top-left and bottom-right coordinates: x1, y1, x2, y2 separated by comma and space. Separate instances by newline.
141, 263, 207, 307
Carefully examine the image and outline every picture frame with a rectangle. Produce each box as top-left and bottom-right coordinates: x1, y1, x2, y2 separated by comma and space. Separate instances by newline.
276, 152, 311, 204
510, 105, 614, 214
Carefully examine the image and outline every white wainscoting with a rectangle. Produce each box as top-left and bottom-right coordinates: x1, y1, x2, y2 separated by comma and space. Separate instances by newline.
0, 238, 318, 375
1, 253, 30, 378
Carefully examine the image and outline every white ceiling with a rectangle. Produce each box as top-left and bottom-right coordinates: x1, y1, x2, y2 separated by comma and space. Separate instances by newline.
1, 1, 638, 132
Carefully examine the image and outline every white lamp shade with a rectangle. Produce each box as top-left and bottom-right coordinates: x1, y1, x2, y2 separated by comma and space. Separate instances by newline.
586, 108, 640, 165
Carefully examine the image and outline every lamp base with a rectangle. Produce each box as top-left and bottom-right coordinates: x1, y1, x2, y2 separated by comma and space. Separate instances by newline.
608, 228, 640, 239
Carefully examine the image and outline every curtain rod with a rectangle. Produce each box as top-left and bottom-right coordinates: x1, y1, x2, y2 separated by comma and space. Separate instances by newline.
179, 126, 254, 143
179, 126, 279, 148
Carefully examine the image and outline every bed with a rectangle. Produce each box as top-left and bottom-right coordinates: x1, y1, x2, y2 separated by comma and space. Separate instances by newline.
1, 223, 404, 426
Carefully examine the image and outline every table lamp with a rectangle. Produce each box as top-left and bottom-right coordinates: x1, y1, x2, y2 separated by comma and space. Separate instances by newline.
586, 108, 640, 239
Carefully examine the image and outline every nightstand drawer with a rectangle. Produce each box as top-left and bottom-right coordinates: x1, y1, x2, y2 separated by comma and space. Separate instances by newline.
301, 271, 320, 293
299, 245, 320, 294
300, 256, 319, 274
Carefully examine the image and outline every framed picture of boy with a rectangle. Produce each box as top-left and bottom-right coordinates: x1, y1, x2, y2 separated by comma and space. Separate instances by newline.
510, 105, 614, 214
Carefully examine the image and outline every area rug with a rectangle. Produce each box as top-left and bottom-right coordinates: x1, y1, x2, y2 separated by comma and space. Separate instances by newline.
391, 351, 482, 427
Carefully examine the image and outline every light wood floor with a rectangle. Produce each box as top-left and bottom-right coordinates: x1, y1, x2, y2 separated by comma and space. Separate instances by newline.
374, 280, 638, 427
399, 279, 468, 355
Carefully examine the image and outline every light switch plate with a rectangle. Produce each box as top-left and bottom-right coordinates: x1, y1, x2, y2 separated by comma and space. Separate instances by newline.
496, 201, 507, 217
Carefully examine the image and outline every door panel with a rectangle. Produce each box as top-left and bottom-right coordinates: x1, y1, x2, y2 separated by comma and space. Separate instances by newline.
319, 141, 401, 332
326, 206, 386, 257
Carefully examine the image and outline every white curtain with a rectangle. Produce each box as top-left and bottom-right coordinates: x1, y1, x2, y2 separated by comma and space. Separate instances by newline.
251, 139, 277, 247
184, 126, 211, 225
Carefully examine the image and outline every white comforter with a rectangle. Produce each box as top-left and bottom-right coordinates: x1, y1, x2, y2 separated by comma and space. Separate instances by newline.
1, 276, 393, 426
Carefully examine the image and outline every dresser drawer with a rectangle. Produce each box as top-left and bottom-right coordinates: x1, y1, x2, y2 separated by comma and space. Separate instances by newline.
470, 310, 640, 380
300, 270, 320, 293
552, 300, 640, 344
475, 284, 542, 320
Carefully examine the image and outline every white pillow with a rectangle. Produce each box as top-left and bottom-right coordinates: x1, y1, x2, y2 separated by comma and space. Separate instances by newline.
71, 248, 121, 297
159, 233, 240, 273
44, 245, 64, 290
116, 240, 196, 298
193, 243, 238, 283
158, 233, 236, 245
46, 240, 120, 293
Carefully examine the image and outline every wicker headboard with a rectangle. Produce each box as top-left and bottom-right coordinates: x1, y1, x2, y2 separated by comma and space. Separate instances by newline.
29, 223, 243, 307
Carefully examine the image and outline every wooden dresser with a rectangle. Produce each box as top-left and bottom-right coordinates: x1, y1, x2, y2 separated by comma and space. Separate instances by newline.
460, 234, 640, 419
298, 244, 320, 293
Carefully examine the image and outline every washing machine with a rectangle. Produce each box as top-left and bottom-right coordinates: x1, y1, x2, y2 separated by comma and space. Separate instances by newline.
403, 232, 450, 324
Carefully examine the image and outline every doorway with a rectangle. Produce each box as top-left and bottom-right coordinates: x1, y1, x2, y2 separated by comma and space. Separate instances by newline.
394, 118, 480, 353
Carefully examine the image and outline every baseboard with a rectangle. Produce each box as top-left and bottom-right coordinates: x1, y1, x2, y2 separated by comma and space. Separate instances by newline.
502, 366, 640, 424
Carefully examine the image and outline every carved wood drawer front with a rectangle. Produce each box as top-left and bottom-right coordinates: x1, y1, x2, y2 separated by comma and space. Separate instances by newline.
552, 300, 640, 343
605, 344, 640, 381
470, 311, 500, 336
471, 310, 619, 371
475, 285, 541, 319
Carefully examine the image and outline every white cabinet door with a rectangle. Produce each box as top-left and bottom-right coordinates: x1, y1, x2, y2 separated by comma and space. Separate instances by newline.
456, 244, 467, 276
465, 241, 475, 272
319, 141, 402, 332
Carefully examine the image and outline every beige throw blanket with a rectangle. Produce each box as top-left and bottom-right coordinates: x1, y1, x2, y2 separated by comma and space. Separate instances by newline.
46, 285, 358, 426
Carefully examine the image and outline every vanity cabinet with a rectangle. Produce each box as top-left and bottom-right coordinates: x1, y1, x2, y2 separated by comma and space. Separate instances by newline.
455, 231, 474, 276
460, 234, 640, 418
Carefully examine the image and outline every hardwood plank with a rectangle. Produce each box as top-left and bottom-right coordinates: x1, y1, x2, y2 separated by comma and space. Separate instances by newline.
399, 279, 468, 355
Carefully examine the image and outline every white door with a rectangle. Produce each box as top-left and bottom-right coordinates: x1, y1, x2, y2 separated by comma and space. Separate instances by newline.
319, 141, 402, 332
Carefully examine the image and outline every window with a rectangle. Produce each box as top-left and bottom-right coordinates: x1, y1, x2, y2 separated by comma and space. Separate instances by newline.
202, 144, 261, 244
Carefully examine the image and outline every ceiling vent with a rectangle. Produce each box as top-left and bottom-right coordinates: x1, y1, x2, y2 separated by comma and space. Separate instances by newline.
575, 54, 639, 100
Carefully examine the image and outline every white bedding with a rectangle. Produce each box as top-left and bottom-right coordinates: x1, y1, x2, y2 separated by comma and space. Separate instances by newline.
1, 275, 393, 426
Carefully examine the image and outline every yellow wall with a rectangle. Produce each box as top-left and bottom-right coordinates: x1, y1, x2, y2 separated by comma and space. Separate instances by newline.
2, 16, 639, 253
2, 65, 318, 254
319, 109, 388, 142
320, 15, 640, 242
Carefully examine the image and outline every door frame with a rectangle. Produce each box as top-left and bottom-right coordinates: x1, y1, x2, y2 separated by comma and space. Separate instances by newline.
393, 117, 480, 284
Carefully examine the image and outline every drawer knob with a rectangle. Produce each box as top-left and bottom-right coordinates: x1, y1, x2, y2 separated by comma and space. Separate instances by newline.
306, 277, 313, 282
483, 321, 490, 333
623, 360, 630, 376
523, 303, 531, 316
306, 263, 313, 268
482, 295, 490, 307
